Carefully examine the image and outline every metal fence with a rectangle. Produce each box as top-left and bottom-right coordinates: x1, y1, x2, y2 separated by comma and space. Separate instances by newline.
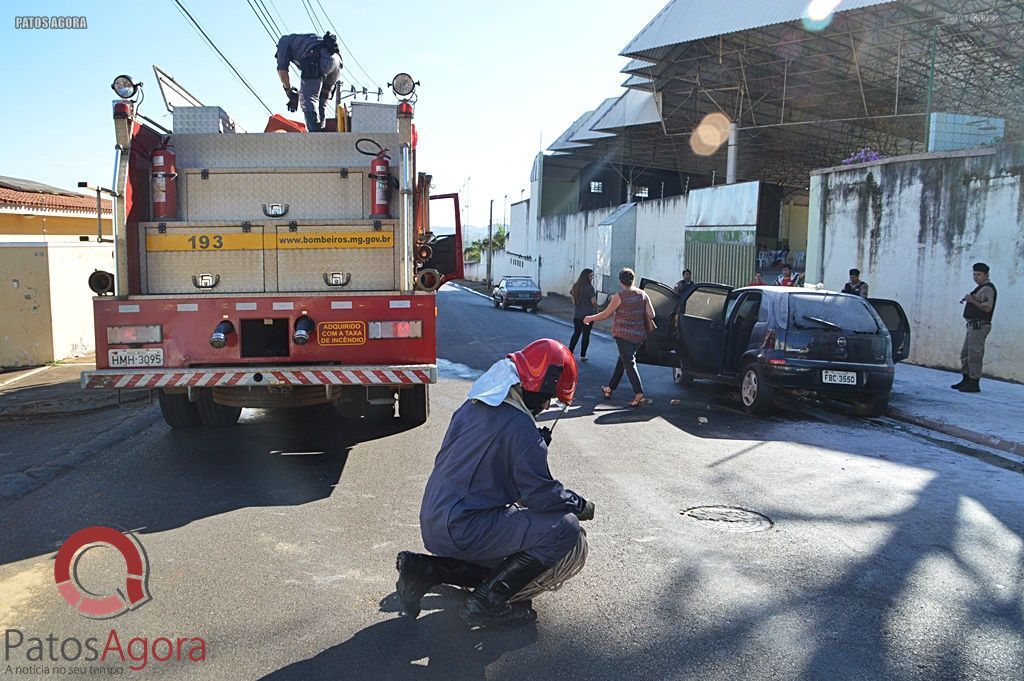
685, 241, 756, 288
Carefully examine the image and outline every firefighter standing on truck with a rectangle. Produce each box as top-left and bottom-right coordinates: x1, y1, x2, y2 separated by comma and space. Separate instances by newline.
275, 32, 342, 133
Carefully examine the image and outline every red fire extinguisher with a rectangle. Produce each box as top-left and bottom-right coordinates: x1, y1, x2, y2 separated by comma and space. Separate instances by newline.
357, 138, 398, 218
151, 142, 177, 220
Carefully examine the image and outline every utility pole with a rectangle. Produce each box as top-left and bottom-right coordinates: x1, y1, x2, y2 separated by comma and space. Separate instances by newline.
486, 199, 494, 289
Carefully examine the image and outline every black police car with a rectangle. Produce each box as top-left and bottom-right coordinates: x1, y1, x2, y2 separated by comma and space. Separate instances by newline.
636, 280, 911, 417
492, 276, 542, 312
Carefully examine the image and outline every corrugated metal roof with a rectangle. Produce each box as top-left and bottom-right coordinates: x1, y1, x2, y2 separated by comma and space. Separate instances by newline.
548, 110, 596, 151
621, 58, 656, 74
569, 98, 620, 143
598, 202, 636, 226
621, 75, 654, 88
592, 90, 661, 131
621, 0, 894, 57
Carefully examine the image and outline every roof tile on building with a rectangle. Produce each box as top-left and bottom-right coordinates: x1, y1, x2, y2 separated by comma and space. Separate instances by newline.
0, 187, 111, 214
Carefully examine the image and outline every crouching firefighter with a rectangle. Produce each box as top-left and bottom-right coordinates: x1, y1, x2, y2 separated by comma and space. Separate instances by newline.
395, 339, 595, 629
275, 32, 342, 132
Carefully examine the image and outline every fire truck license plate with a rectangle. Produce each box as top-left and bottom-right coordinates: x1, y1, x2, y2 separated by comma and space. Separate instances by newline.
108, 349, 164, 368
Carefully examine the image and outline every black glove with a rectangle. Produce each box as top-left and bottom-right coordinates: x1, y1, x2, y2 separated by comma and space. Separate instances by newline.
285, 87, 299, 112
538, 426, 552, 446
576, 500, 595, 522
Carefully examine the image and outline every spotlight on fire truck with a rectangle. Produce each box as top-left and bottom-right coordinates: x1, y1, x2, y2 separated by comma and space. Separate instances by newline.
88, 270, 115, 295
111, 75, 140, 99
293, 316, 315, 345
210, 319, 235, 349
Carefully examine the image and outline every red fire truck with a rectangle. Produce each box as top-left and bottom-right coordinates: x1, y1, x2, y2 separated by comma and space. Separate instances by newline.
81, 74, 463, 428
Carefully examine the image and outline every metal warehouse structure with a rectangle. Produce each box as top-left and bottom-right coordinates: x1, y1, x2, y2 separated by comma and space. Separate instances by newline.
547, 0, 1024, 194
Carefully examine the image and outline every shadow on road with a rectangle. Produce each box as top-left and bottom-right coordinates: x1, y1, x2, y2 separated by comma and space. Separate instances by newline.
0, 405, 416, 567
263, 586, 538, 681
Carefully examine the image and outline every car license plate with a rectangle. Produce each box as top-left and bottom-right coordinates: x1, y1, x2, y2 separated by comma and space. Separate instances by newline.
108, 348, 164, 368
822, 370, 857, 385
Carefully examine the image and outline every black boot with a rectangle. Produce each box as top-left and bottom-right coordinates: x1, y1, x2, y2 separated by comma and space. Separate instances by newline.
958, 378, 980, 393
951, 374, 969, 390
459, 553, 548, 629
395, 552, 490, 618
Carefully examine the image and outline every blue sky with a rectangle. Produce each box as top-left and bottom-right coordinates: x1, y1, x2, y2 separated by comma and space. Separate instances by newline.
1, 0, 667, 227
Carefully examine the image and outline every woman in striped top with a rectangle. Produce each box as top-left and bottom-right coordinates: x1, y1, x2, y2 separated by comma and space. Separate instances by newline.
584, 267, 656, 407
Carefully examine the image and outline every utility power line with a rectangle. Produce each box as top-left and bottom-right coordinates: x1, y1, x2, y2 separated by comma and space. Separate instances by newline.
312, 0, 381, 92
172, 0, 273, 115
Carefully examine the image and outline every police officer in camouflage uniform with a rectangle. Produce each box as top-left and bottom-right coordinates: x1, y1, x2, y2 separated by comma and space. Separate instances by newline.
275, 32, 342, 133
952, 262, 997, 393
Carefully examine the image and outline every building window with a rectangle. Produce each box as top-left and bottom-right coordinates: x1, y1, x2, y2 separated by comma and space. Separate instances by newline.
634, 186, 649, 198
589, 181, 603, 194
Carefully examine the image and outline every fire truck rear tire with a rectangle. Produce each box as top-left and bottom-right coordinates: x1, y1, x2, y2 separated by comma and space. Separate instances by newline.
195, 389, 242, 427
398, 385, 429, 425
157, 390, 202, 429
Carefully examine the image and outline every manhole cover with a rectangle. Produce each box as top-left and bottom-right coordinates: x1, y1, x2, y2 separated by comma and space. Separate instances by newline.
680, 506, 773, 533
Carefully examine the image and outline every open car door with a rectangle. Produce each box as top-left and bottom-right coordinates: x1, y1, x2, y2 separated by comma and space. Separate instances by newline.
425, 192, 464, 284
636, 279, 681, 367
679, 284, 732, 371
868, 298, 911, 362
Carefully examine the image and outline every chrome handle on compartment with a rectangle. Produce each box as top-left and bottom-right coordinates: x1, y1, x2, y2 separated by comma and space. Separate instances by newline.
323, 272, 352, 287
192, 273, 221, 289
262, 203, 289, 217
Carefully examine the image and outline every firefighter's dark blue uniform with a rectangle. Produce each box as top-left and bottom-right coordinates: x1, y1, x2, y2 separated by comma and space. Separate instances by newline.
419, 395, 583, 569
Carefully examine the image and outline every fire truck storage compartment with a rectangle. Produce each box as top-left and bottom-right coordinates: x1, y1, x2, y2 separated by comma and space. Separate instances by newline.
143, 222, 266, 294
240, 319, 290, 358
181, 168, 366, 221
275, 221, 397, 292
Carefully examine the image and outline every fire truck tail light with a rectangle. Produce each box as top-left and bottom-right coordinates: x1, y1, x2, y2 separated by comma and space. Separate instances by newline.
369, 321, 422, 339
107, 325, 161, 344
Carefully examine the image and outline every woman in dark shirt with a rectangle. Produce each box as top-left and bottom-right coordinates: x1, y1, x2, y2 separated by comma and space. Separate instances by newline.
568, 268, 597, 360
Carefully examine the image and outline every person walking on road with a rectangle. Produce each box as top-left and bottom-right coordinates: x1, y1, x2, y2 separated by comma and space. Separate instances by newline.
395, 339, 593, 629
842, 268, 870, 297
568, 268, 597, 361
275, 32, 342, 133
584, 267, 656, 408
952, 262, 997, 393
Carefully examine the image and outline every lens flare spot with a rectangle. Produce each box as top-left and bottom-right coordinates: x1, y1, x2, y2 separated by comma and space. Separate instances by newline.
803, 0, 840, 30
689, 112, 731, 156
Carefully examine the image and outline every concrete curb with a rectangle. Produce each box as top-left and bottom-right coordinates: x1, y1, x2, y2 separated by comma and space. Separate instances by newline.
0, 390, 152, 418
887, 407, 1024, 458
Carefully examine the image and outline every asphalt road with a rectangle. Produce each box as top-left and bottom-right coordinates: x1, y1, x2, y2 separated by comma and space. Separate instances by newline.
1, 284, 1022, 680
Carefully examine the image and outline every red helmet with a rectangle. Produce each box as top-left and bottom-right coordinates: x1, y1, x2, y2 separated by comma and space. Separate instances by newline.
508, 339, 577, 405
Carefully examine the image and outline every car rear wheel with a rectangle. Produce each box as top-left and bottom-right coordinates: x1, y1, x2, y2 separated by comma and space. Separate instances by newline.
673, 366, 694, 387
740, 364, 775, 415
852, 393, 889, 418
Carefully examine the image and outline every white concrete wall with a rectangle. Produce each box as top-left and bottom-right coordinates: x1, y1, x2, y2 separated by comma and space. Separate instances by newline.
0, 241, 111, 367
46, 242, 113, 360
813, 146, 1023, 381
0, 244, 53, 367
635, 194, 688, 285
532, 195, 690, 298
